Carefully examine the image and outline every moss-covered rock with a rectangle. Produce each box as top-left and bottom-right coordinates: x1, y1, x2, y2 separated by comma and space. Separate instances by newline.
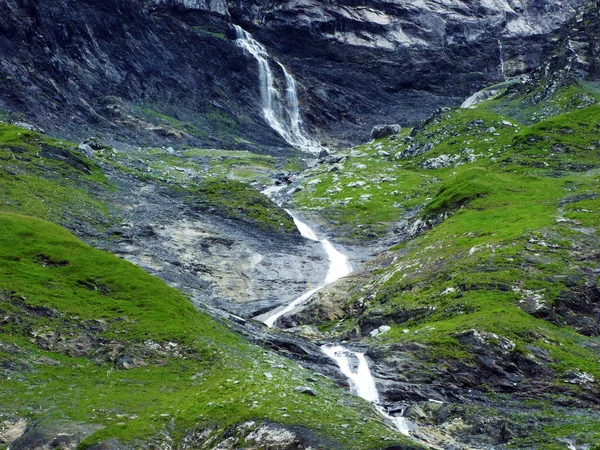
192, 178, 298, 236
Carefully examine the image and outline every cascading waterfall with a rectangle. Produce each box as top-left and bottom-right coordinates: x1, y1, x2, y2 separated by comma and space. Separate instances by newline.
233, 25, 321, 154
322, 346, 413, 436
260, 205, 414, 436
262, 210, 351, 327
498, 39, 506, 80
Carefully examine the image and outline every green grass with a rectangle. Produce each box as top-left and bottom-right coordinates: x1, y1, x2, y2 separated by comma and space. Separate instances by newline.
192, 25, 227, 40
0, 212, 419, 449
0, 123, 114, 229
191, 178, 297, 235
288, 80, 600, 447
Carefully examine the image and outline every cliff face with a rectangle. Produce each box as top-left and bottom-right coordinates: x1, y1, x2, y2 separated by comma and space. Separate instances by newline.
0, 0, 589, 148
0, 0, 289, 152
230, 0, 587, 141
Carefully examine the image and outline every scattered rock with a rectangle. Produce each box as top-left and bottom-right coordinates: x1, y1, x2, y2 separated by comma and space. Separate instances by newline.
347, 181, 366, 188
10, 420, 102, 450
371, 124, 401, 140
0, 418, 27, 446
294, 386, 318, 396
370, 325, 391, 337
115, 355, 140, 370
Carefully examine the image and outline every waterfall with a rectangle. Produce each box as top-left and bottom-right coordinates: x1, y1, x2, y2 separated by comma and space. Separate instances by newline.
259, 203, 416, 437
498, 39, 506, 80
262, 210, 351, 327
322, 346, 413, 436
233, 25, 321, 154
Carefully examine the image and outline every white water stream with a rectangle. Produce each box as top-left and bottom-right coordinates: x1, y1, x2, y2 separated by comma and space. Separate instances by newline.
322, 346, 413, 436
233, 25, 321, 154
263, 211, 351, 327
261, 209, 413, 435
498, 39, 506, 80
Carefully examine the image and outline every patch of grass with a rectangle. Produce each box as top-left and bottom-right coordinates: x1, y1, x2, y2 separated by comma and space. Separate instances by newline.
192, 25, 227, 40
0, 123, 115, 230
132, 106, 209, 140
192, 178, 297, 235
422, 167, 491, 218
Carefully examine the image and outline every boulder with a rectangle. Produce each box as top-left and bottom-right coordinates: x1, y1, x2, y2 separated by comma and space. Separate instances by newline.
294, 386, 318, 396
371, 124, 401, 140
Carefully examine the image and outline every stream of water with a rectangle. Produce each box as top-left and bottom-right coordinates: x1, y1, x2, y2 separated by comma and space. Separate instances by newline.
261, 210, 413, 435
262, 211, 351, 327
498, 39, 506, 80
233, 25, 321, 154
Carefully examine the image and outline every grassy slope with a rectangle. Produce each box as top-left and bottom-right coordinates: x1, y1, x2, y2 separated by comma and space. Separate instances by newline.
290, 82, 600, 448
0, 123, 114, 230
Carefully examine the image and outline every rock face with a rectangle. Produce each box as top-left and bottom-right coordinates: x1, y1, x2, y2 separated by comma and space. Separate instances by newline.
0, 0, 586, 149
371, 124, 401, 140
155, 0, 229, 16
0, 0, 291, 153
100, 167, 329, 318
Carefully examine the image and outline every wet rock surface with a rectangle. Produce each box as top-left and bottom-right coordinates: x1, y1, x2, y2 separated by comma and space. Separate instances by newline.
93, 164, 329, 317
0, 0, 586, 149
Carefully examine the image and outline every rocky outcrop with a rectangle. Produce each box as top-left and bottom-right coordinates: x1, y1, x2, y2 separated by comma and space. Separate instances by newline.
98, 166, 329, 318
371, 124, 401, 140
0, 0, 588, 149
154, 0, 229, 16
0, 0, 293, 154
10, 420, 103, 450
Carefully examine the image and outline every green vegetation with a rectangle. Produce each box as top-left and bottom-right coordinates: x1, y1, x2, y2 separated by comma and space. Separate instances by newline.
422, 167, 491, 218
131, 105, 209, 140
192, 25, 227, 40
290, 80, 600, 446
0, 212, 417, 448
0, 123, 114, 230
192, 178, 297, 235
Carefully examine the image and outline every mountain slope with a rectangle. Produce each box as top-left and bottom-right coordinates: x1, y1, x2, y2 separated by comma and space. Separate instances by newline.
277, 10, 600, 445
0, 0, 588, 149
0, 211, 423, 449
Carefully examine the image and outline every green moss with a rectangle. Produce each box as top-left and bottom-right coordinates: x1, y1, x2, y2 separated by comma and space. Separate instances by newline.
192, 25, 227, 40
192, 178, 297, 235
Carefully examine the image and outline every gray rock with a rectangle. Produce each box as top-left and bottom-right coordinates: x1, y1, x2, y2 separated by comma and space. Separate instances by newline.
371, 124, 401, 140
153, 0, 229, 16
0, 418, 27, 446
78, 143, 94, 158
13, 121, 44, 133
115, 355, 137, 370
294, 386, 318, 396
10, 420, 102, 450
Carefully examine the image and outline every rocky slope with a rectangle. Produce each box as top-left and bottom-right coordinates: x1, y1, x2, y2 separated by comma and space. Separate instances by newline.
0, 0, 588, 149
1, 1, 600, 449
0, 125, 421, 448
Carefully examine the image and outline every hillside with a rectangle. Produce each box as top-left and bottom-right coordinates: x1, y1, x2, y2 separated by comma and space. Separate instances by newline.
1, 1, 600, 449
275, 9, 600, 446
